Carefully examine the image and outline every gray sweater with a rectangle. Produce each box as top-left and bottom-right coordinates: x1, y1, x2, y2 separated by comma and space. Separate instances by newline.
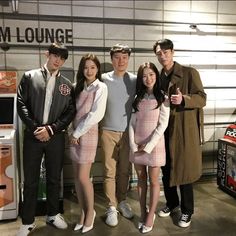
101, 71, 136, 132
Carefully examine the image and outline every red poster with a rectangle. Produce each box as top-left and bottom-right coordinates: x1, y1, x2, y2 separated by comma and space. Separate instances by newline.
0, 71, 17, 94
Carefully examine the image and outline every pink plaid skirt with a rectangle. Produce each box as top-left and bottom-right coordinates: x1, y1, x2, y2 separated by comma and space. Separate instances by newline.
129, 99, 166, 167
70, 89, 98, 164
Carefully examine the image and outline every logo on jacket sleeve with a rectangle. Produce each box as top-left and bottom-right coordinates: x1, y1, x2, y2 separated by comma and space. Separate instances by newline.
59, 84, 71, 96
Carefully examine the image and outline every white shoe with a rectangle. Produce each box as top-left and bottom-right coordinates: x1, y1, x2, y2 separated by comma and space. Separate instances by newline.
138, 221, 144, 229
178, 214, 191, 228
138, 205, 149, 229
46, 213, 68, 229
105, 206, 118, 227
158, 206, 179, 218
118, 201, 134, 219
16, 223, 36, 236
74, 223, 83, 231
141, 214, 156, 234
82, 210, 96, 233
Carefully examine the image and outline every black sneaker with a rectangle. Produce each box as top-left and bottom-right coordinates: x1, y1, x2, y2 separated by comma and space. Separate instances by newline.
158, 206, 171, 217
158, 206, 179, 217
178, 214, 191, 228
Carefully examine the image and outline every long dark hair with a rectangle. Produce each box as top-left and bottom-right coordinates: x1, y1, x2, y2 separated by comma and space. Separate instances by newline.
74, 53, 102, 97
132, 62, 164, 112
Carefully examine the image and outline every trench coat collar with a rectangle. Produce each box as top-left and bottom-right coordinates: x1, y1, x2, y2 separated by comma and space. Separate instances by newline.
168, 61, 183, 88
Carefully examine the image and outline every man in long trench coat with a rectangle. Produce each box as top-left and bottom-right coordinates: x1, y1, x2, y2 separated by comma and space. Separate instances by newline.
153, 39, 206, 228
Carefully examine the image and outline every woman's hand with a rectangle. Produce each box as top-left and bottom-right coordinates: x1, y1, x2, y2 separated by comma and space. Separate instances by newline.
69, 135, 79, 145
135, 143, 146, 153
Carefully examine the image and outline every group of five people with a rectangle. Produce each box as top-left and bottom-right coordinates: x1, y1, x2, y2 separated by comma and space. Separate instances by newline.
16, 39, 206, 236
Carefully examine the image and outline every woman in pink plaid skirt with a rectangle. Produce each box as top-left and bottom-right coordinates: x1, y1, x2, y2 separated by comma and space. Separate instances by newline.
69, 54, 108, 233
129, 62, 170, 233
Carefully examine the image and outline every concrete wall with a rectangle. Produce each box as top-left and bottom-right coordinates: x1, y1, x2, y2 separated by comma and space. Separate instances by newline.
1, 0, 236, 186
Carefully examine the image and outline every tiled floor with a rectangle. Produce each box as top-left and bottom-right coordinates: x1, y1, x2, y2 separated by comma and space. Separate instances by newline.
1, 179, 236, 236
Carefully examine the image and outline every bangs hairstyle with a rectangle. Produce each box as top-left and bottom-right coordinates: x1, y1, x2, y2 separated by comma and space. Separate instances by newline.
75, 53, 102, 96
153, 39, 174, 54
132, 62, 164, 112
48, 42, 68, 60
110, 43, 131, 58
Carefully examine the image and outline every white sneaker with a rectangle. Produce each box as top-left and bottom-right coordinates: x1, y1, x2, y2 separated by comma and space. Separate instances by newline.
118, 200, 134, 219
178, 214, 191, 228
158, 206, 171, 217
158, 206, 179, 218
105, 206, 118, 227
16, 223, 36, 236
46, 213, 68, 229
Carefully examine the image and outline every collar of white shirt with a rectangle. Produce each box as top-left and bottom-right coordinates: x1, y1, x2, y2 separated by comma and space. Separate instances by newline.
84, 78, 99, 90
44, 64, 58, 79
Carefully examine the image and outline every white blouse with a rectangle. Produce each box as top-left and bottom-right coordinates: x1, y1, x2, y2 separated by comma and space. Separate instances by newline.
72, 79, 108, 139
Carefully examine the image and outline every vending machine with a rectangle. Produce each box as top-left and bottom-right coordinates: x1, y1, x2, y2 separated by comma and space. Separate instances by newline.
0, 93, 19, 220
217, 124, 236, 198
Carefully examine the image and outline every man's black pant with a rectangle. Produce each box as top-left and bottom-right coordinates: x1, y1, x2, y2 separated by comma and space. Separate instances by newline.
21, 130, 65, 224
161, 151, 194, 215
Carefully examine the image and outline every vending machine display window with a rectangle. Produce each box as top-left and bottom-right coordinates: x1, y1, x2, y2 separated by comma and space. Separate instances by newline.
0, 95, 17, 130
0, 98, 14, 124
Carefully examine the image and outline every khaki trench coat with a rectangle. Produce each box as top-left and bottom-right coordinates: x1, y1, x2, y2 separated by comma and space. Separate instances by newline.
166, 62, 206, 186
